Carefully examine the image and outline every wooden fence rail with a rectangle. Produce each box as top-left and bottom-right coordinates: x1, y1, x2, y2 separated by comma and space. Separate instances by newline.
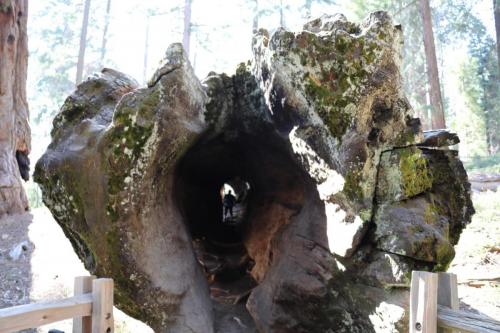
0, 276, 113, 333
410, 271, 500, 333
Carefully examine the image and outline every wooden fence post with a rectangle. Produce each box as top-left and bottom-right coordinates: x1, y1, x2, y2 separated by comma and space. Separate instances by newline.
437, 273, 458, 333
410, 271, 438, 333
91, 279, 114, 333
73, 276, 95, 333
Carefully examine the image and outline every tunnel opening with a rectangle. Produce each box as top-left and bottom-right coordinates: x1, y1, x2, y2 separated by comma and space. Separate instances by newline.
174, 128, 312, 326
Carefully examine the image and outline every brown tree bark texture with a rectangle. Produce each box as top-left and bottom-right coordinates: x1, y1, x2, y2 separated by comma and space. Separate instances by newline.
76, 0, 91, 84
0, 0, 30, 216
419, 0, 446, 129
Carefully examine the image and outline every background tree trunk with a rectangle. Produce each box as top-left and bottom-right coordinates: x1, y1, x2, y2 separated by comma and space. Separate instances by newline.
0, 0, 30, 216
143, 14, 150, 83
99, 0, 111, 67
76, 0, 91, 84
183, 0, 192, 57
419, 0, 446, 129
252, 0, 259, 34
279, 0, 285, 28
494, 0, 500, 73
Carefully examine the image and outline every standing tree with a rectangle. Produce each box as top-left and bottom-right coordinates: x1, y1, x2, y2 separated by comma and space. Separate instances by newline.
143, 11, 151, 83
419, 0, 446, 129
348, 0, 431, 128
99, 0, 112, 67
279, 0, 285, 27
0, 0, 30, 216
494, 0, 500, 72
183, 0, 192, 56
253, 0, 259, 33
76, 0, 91, 84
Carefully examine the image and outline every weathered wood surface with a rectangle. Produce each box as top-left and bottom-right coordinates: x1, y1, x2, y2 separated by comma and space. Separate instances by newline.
0, 294, 92, 333
410, 271, 438, 333
437, 305, 500, 333
437, 272, 458, 333
91, 278, 114, 333
73, 276, 96, 333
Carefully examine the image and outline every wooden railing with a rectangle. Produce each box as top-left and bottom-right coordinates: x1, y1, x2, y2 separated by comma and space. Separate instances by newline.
0, 276, 113, 333
410, 271, 500, 333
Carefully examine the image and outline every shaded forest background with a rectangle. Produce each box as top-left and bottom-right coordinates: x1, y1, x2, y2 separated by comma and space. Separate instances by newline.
26, 0, 500, 205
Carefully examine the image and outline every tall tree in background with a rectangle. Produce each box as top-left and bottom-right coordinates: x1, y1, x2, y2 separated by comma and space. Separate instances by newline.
0, 0, 30, 216
279, 0, 285, 27
419, 0, 446, 129
183, 0, 192, 56
494, 0, 500, 72
143, 12, 151, 83
464, 17, 500, 155
76, 0, 91, 84
348, 1, 430, 127
303, 0, 337, 19
100, 0, 112, 67
253, 0, 259, 33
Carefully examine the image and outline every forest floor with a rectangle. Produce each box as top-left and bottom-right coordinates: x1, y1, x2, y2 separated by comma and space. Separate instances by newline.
0, 189, 498, 332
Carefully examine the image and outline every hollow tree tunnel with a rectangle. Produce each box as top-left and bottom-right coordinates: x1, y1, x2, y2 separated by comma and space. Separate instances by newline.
34, 15, 475, 332
174, 128, 315, 300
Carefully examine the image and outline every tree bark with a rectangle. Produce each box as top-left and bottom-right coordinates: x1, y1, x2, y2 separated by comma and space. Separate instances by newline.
253, 0, 259, 34
182, 0, 191, 57
419, 0, 446, 129
143, 14, 150, 84
76, 0, 91, 84
494, 0, 500, 73
279, 0, 285, 28
99, 0, 111, 67
0, 0, 30, 216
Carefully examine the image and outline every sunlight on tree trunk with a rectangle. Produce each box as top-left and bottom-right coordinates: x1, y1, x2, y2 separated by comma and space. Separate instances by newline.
143, 14, 150, 84
100, 0, 111, 68
183, 0, 192, 57
76, 0, 91, 84
0, 0, 30, 216
494, 0, 500, 73
280, 0, 285, 28
419, 0, 446, 129
253, 0, 259, 34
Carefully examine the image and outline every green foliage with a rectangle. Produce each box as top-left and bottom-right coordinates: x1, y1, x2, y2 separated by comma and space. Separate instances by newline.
458, 22, 500, 156
456, 58, 490, 157
464, 154, 500, 173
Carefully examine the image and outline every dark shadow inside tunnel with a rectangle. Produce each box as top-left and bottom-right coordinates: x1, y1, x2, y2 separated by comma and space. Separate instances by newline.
174, 128, 312, 321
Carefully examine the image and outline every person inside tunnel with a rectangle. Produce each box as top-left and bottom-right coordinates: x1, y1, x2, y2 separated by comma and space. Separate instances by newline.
223, 190, 236, 219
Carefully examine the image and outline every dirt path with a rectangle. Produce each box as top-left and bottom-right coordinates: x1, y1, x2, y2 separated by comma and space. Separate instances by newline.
448, 190, 500, 320
0, 208, 152, 333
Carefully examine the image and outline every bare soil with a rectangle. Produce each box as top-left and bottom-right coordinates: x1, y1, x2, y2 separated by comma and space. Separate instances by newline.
0, 208, 152, 333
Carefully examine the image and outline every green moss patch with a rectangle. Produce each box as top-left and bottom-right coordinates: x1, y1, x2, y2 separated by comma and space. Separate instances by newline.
399, 148, 433, 198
